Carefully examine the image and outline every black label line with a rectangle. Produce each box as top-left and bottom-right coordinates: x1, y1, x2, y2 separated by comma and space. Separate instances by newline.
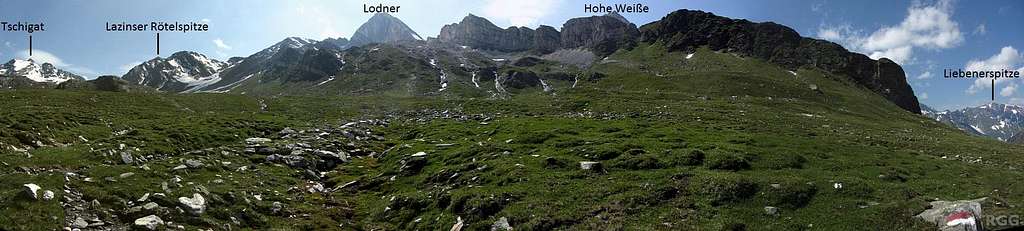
156, 33, 160, 55
992, 78, 995, 101
28, 35, 32, 57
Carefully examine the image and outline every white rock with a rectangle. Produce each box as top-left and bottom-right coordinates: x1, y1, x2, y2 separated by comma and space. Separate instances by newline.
22, 183, 41, 199
178, 193, 206, 215
42, 190, 55, 201
142, 202, 159, 211
72, 217, 88, 228
579, 161, 601, 170
133, 215, 164, 230
411, 152, 427, 157
245, 137, 272, 144
138, 193, 150, 202
491, 216, 512, 230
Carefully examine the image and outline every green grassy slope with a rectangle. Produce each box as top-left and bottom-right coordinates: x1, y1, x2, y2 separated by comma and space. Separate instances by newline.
0, 44, 1020, 230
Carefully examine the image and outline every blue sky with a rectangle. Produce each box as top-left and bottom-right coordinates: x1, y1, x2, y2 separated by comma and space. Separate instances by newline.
0, 0, 1021, 110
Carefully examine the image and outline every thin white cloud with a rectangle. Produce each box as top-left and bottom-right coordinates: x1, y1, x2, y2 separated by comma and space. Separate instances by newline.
816, 0, 962, 64
965, 46, 1024, 95
119, 60, 144, 73
482, 0, 561, 27
916, 71, 932, 79
15, 49, 98, 77
3, 42, 11, 48
16, 50, 65, 66
1010, 97, 1024, 105
973, 23, 987, 36
213, 38, 232, 50
295, 3, 343, 39
1001, 82, 1018, 97
920, 92, 929, 100
201, 18, 211, 23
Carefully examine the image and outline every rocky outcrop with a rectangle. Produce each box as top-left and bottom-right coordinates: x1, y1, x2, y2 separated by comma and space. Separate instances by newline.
638, 9, 920, 113
560, 12, 639, 56
349, 13, 422, 47
439, 13, 636, 56
57, 75, 151, 92
439, 14, 557, 53
915, 198, 986, 231
498, 70, 541, 89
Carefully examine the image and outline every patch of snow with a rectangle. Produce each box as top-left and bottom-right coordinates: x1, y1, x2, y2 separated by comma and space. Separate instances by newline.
493, 72, 506, 96
685, 53, 694, 59
429, 59, 448, 92
207, 74, 255, 93
316, 76, 335, 86
572, 73, 580, 88
491, 59, 506, 62
788, 70, 798, 76
181, 73, 222, 93
970, 125, 986, 134
539, 78, 551, 92
470, 72, 480, 88
12, 59, 31, 70
992, 120, 1008, 130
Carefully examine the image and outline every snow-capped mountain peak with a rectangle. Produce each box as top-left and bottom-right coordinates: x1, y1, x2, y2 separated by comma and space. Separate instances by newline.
923, 103, 1024, 142
121, 51, 228, 92
0, 59, 84, 83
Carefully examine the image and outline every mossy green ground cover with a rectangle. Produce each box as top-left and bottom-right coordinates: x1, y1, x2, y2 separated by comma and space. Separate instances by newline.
1, 44, 1021, 230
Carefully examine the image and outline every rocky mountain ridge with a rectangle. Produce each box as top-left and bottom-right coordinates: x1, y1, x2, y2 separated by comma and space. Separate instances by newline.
108, 9, 921, 114
437, 12, 638, 56
120, 51, 227, 92
637, 9, 920, 113
923, 103, 1024, 141
0, 59, 84, 83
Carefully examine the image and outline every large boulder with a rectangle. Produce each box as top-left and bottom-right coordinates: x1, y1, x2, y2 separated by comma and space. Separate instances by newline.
638, 9, 921, 114
133, 215, 164, 230
22, 184, 40, 200
915, 198, 985, 231
178, 193, 207, 215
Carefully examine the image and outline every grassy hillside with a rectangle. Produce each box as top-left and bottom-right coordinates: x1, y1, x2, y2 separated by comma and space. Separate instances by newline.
1, 44, 1021, 230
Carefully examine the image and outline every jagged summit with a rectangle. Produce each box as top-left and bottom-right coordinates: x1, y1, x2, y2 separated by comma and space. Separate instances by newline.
0, 58, 84, 83
924, 102, 1024, 141
348, 13, 422, 47
121, 51, 227, 92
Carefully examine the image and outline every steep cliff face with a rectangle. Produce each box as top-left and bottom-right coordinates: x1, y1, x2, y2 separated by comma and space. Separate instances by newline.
438, 14, 555, 53
638, 9, 921, 113
560, 13, 639, 56
533, 26, 562, 54
439, 13, 635, 56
